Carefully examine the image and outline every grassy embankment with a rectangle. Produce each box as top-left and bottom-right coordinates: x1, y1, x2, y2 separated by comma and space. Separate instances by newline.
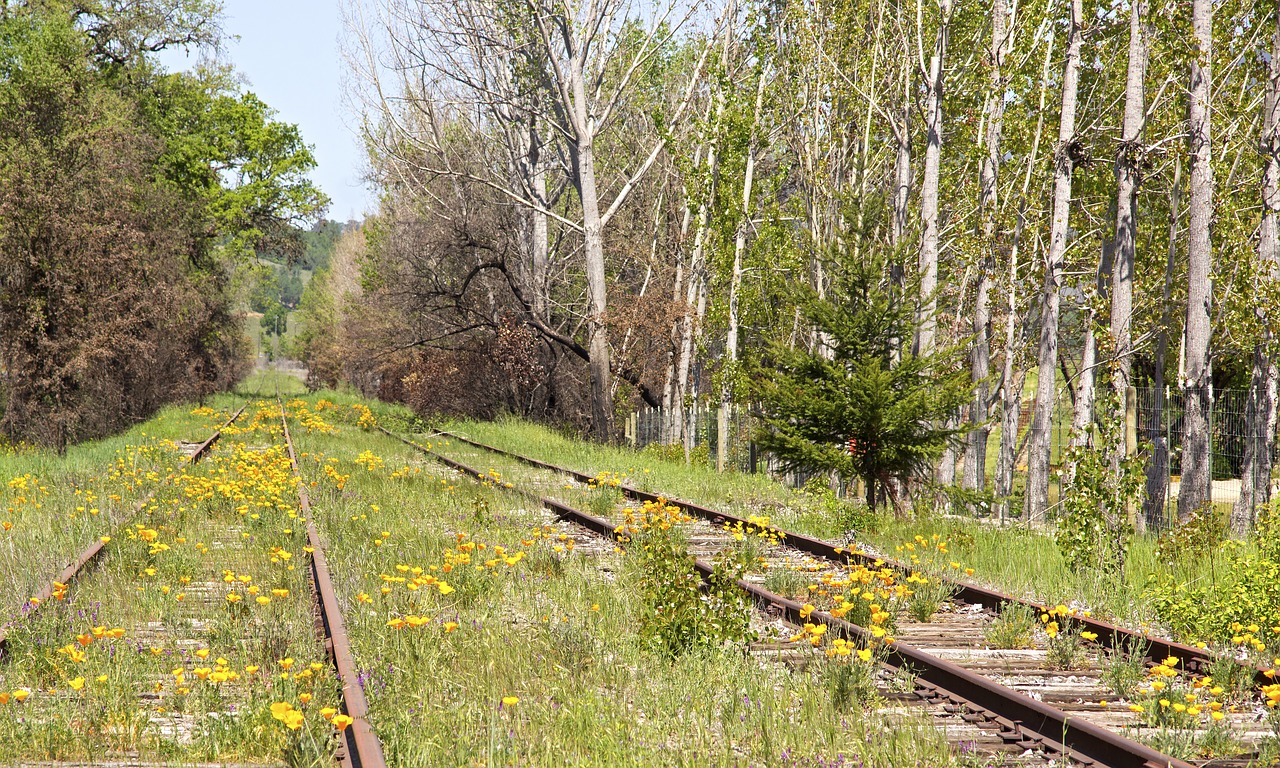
288, 390, 957, 767
445, 417, 1174, 630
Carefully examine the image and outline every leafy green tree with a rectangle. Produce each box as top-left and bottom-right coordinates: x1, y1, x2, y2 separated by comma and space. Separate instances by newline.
248, 264, 280, 313
279, 267, 303, 308
260, 300, 288, 340
301, 219, 343, 270
0, 1, 325, 447
751, 249, 970, 513
138, 66, 328, 259
0, 7, 243, 447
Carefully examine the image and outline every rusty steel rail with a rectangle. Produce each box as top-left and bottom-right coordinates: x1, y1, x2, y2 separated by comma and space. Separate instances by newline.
386, 429, 1192, 768
0, 403, 247, 657
281, 402, 387, 768
431, 429, 1272, 687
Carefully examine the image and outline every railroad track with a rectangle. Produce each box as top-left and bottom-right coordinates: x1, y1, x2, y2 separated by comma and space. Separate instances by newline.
0, 403, 247, 657
279, 399, 387, 768
0, 401, 383, 767
382, 428, 1218, 768
425, 431, 1265, 684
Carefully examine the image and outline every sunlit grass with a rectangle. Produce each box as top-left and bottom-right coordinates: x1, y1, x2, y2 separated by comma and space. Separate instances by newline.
290, 396, 961, 767
0, 403, 246, 627
428, 416, 1194, 631
0, 401, 339, 762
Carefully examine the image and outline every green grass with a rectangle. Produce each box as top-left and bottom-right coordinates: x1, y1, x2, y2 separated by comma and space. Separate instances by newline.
0, 401, 338, 763
0, 383, 1234, 764
287, 396, 963, 767
430, 416, 1179, 630
0, 403, 247, 627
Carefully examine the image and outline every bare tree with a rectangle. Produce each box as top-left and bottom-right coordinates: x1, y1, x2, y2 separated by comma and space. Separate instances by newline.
347, 0, 717, 439
1232, 4, 1280, 535
1179, 0, 1214, 520
1025, 0, 1083, 525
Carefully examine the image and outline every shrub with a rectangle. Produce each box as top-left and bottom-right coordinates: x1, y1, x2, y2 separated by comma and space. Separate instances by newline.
984, 603, 1036, 650
621, 500, 755, 657
1057, 388, 1143, 578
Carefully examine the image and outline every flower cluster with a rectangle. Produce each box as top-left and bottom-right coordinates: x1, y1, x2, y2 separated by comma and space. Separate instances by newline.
615, 498, 690, 543
1125, 657, 1230, 728
351, 403, 377, 431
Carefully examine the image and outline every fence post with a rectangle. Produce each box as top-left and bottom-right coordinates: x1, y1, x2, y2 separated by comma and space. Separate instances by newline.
1208, 382, 1214, 506
1126, 386, 1138, 528
1165, 385, 1172, 529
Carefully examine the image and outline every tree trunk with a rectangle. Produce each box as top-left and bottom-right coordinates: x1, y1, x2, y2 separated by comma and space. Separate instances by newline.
530, 127, 550, 326
995, 29, 1053, 520
966, 0, 1009, 494
1145, 158, 1181, 530
1232, 5, 1280, 536
918, 1, 952, 494
915, 0, 951, 359
1071, 311, 1098, 446
1070, 227, 1111, 455
1110, 0, 1145, 428
675, 233, 705, 459
894, 65, 912, 251
890, 63, 912, 367
1179, 0, 1214, 521
668, 137, 706, 447
567, 52, 613, 441
578, 141, 612, 441
663, 248, 684, 445
717, 67, 766, 473
1025, 0, 1083, 525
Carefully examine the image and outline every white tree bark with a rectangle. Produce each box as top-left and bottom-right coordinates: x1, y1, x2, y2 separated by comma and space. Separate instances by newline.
891, 62, 912, 337
965, 0, 1010, 493
1232, 4, 1280, 536
914, 0, 952, 359
916, 0, 954, 491
568, 53, 614, 439
1025, 0, 1083, 525
1070, 300, 1098, 447
995, 28, 1054, 520
717, 66, 767, 473
1179, 0, 1214, 521
1110, 0, 1146, 423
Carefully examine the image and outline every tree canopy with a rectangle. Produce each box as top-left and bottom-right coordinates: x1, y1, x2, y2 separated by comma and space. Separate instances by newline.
0, 1, 326, 448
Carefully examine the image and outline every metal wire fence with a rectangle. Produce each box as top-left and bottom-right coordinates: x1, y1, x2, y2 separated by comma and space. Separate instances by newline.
627, 387, 1268, 526
1133, 386, 1257, 528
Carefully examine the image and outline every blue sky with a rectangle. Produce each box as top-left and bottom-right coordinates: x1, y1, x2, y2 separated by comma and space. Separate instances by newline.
159, 1, 372, 223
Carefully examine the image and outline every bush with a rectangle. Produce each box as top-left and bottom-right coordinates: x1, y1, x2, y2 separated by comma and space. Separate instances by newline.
1057, 389, 1143, 577
799, 478, 879, 536
621, 499, 755, 657
1146, 543, 1280, 647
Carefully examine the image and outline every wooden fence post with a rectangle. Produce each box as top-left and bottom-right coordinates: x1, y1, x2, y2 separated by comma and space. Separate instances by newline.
1126, 386, 1138, 528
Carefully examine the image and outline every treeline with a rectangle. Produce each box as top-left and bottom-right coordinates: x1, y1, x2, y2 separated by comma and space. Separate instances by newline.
299, 0, 1278, 529
0, 0, 325, 449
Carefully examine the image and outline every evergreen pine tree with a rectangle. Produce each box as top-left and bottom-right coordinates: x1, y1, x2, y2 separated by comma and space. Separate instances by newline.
752, 249, 970, 513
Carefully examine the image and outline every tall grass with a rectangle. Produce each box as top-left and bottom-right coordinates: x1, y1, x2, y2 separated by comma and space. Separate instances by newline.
293, 398, 961, 766
434, 416, 1176, 629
